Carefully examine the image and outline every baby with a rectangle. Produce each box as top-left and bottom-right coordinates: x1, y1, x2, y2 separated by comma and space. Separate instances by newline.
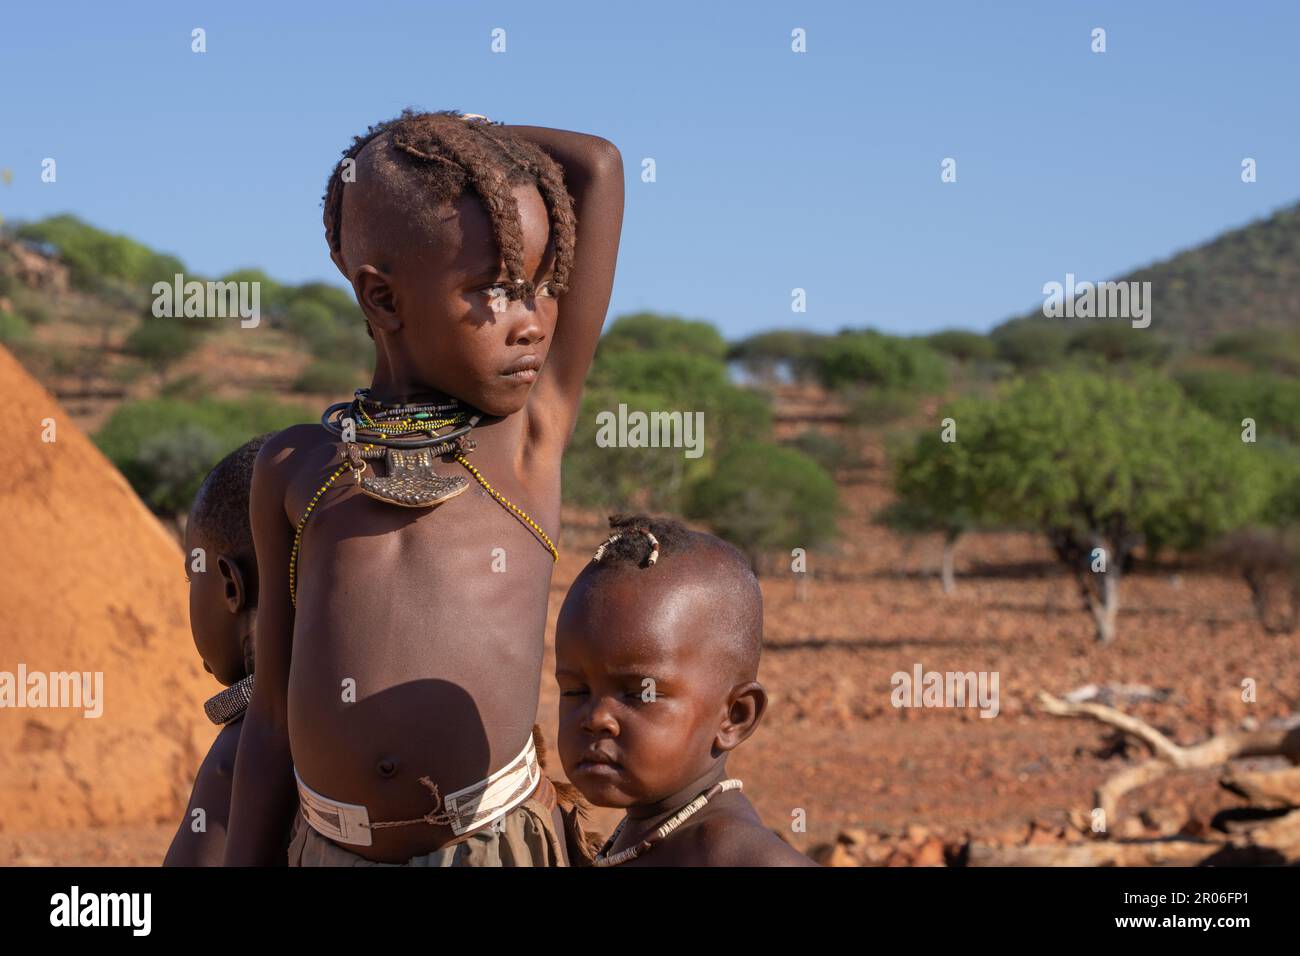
555, 515, 817, 866
164, 434, 272, 866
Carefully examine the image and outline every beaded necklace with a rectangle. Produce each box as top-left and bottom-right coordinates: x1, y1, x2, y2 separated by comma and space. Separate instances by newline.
593, 778, 744, 867
288, 388, 558, 608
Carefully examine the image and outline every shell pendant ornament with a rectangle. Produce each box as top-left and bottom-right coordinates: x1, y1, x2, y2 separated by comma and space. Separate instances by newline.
357, 447, 469, 508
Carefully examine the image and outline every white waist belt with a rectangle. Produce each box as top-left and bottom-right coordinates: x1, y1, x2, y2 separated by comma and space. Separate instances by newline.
295, 733, 540, 847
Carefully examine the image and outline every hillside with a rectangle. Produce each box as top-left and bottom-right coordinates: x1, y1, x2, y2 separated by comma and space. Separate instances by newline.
994, 201, 1300, 347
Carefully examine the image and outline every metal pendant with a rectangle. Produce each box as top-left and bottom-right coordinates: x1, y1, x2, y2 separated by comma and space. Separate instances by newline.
357, 447, 469, 508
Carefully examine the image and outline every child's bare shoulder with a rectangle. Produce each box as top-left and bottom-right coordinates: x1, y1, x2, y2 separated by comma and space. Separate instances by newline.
689, 805, 820, 867
250, 424, 332, 485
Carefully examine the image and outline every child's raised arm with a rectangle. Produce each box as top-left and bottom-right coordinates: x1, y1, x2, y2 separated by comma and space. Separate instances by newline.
222, 430, 303, 865
506, 125, 624, 444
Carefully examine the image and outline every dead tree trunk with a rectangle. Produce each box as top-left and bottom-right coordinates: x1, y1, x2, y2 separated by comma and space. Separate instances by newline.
1037, 691, 1300, 827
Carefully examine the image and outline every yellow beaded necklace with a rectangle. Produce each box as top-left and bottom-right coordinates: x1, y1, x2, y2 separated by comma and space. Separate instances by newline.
288, 395, 558, 609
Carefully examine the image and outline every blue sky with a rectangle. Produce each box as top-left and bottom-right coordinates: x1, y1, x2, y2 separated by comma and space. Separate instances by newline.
2, 1, 1297, 339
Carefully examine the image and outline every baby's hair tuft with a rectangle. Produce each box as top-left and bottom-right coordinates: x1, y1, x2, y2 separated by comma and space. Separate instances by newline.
189, 433, 275, 566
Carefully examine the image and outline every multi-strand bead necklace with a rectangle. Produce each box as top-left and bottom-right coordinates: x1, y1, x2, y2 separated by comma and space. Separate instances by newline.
287, 387, 558, 608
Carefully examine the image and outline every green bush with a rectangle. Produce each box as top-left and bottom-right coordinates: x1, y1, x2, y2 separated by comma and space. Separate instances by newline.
844, 387, 919, 425
562, 386, 702, 513
293, 359, 366, 394
598, 312, 728, 361
890, 395, 994, 539
1176, 368, 1300, 445
784, 429, 852, 473
123, 319, 202, 370
94, 395, 313, 516
925, 329, 995, 363
991, 319, 1071, 370
728, 329, 826, 380
686, 440, 839, 566
301, 314, 373, 368
286, 281, 361, 322
221, 268, 291, 319
0, 311, 32, 342
564, 339, 774, 514
133, 423, 228, 514
285, 300, 338, 344
160, 374, 211, 401
16, 214, 185, 290
811, 330, 948, 393
1066, 323, 1173, 366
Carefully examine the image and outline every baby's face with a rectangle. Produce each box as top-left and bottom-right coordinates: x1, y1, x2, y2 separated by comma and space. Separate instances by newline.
555, 570, 728, 809
383, 182, 559, 417
183, 524, 247, 687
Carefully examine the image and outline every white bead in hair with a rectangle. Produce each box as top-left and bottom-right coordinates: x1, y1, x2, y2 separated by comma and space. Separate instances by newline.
591, 526, 661, 566
591, 532, 621, 562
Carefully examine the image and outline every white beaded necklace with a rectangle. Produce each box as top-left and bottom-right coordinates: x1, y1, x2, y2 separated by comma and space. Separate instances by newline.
593, 778, 743, 867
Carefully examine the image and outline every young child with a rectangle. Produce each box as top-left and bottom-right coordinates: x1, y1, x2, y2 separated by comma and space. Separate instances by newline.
555, 515, 818, 866
224, 110, 623, 866
164, 434, 271, 866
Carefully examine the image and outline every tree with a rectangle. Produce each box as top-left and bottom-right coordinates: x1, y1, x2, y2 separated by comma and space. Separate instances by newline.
811, 330, 948, 394
564, 345, 772, 515
884, 398, 993, 593
1066, 323, 1174, 367
598, 312, 728, 361
1211, 454, 1300, 633
686, 440, 839, 571
925, 329, 995, 364
95, 395, 313, 521
973, 371, 1273, 642
729, 329, 827, 383
1176, 367, 1300, 445
16, 214, 184, 290
990, 319, 1070, 371
123, 318, 203, 386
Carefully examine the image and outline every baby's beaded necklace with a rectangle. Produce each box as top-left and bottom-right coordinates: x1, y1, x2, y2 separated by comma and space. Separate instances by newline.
288, 387, 558, 608
594, 778, 744, 867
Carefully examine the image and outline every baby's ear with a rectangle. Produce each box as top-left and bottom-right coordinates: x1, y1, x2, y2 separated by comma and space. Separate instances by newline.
717, 682, 767, 751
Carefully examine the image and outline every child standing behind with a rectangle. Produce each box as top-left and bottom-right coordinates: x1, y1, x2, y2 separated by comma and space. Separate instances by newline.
165, 434, 271, 866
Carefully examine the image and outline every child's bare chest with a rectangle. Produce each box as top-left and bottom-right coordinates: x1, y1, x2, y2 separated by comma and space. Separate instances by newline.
284, 423, 561, 639
280, 423, 562, 848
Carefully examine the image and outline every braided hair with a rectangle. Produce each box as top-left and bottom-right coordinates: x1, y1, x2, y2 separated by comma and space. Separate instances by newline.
322, 109, 577, 338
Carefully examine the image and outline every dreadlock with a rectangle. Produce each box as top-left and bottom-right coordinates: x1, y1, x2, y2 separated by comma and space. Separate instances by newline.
322, 109, 578, 338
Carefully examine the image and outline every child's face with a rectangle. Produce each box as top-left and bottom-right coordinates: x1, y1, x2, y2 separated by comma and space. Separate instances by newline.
555, 569, 732, 809
376, 182, 559, 417
183, 524, 249, 687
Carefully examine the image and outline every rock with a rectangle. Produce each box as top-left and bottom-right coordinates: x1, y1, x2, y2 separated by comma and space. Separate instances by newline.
837, 829, 868, 847
824, 843, 859, 867
1139, 801, 1189, 837
913, 837, 946, 866
904, 823, 930, 845
863, 843, 893, 865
